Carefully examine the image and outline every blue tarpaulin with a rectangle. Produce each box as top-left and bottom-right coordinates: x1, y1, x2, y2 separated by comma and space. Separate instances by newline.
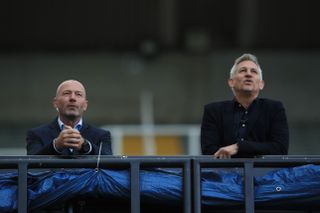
1, 164, 320, 212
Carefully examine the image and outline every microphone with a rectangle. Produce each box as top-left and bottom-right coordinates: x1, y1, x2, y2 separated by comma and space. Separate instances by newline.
96, 141, 103, 170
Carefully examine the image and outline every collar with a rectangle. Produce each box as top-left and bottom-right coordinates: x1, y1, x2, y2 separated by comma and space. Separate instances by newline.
233, 98, 259, 110
57, 117, 83, 131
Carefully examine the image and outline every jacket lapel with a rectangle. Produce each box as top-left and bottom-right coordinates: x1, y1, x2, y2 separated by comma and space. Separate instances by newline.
49, 118, 61, 138
223, 101, 237, 144
80, 122, 89, 137
246, 99, 263, 136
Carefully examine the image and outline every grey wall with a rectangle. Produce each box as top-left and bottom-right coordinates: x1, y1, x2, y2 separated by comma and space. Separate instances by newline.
0, 51, 319, 154
2, 0, 320, 155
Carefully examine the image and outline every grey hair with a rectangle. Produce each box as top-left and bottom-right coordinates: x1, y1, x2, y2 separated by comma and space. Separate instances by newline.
229, 53, 263, 79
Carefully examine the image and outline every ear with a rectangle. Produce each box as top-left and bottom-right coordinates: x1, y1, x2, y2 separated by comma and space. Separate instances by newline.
83, 100, 88, 111
52, 97, 58, 109
228, 78, 234, 88
259, 80, 265, 90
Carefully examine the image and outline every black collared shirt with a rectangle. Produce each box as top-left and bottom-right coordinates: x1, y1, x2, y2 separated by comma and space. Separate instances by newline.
201, 98, 289, 157
233, 99, 258, 143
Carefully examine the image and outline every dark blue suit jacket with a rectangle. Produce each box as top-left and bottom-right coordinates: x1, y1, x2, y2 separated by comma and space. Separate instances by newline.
26, 118, 112, 155
201, 98, 289, 157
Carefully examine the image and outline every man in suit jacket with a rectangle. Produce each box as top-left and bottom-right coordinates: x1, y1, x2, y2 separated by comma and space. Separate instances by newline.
201, 53, 289, 158
26, 79, 112, 155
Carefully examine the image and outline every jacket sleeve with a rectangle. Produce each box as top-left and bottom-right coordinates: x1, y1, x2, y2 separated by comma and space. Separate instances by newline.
26, 130, 59, 155
88, 130, 112, 155
200, 104, 222, 155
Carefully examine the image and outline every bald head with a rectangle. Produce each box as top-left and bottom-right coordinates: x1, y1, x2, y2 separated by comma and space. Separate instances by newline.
53, 79, 88, 124
55, 80, 86, 98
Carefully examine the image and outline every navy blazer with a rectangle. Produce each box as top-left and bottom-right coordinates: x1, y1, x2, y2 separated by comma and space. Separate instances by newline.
26, 119, 112, 155
201, 98, 289, 158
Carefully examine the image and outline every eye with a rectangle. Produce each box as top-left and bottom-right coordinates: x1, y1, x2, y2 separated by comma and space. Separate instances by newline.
62, 91, 71, 96
75, 92, 83, 97
239, 68, 246, 73
250, 69, 258, 74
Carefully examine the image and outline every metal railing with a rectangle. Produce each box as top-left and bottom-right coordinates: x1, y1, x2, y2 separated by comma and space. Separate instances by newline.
1, 155, 320, 213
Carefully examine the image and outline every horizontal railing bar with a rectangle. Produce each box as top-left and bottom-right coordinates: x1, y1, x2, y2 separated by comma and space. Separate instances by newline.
2, 156, 320, 169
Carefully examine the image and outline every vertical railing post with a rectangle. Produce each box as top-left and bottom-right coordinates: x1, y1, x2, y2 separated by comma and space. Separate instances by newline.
18, 161, 28, 213
130, 160, 140, 213
244, 162, 254, 213
183, 160, 191, 213
193, 159, 201, 213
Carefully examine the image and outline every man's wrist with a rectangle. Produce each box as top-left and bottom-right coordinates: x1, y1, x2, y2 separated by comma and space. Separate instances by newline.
234, 143, 239, 151
232, 142, 239, 155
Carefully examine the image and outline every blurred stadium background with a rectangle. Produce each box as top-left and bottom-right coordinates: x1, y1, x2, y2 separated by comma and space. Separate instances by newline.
0, 0, 319, 155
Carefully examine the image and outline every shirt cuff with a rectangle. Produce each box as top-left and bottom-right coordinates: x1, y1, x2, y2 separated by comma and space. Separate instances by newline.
53, 138, 63, 154
82, 140, 93, 154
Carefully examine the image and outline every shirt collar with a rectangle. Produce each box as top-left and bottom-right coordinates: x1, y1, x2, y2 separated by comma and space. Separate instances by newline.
233, 98, 259, 110
57, 117, 83, 131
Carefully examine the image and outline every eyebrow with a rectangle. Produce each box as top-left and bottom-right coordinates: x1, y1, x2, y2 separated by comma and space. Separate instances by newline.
238, 66, 258, 70
61, 90, 84, 94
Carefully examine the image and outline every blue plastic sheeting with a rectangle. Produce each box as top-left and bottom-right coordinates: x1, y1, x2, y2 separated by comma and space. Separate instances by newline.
0, 172, 17, 212
1, 164, 320, 212
255, 164, 320, 202
201, 168, 244, 205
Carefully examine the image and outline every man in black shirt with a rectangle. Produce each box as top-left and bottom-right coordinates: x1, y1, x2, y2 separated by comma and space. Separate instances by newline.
200, 53, 289, 158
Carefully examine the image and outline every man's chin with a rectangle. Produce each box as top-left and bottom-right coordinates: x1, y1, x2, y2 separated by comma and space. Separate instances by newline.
64, 113, 80, 120
241, 86, 256, 92
240, 89, 260, 97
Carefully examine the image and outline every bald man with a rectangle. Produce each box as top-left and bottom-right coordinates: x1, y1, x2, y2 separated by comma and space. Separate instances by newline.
26, 79, 112, 155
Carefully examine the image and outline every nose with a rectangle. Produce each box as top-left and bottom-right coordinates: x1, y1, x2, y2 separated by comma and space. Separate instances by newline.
245, 71, 253, 77
69, 93, 77, 101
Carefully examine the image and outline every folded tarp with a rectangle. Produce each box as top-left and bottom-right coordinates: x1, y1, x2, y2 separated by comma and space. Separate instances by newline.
0, 172, 17, 212
1, 164, 320, 212
255, 164, 320, 206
